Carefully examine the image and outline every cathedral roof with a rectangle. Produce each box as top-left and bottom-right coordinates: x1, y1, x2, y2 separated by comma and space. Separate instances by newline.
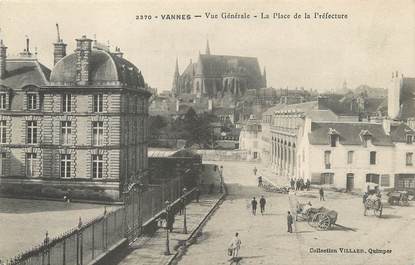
195, 54, 261, 77
0, 58, 50, 89
50, 49, 145, 87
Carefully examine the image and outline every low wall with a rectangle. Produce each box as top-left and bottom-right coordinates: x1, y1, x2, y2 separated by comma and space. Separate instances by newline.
196, 149, 249, 161
0, 178, 120, 202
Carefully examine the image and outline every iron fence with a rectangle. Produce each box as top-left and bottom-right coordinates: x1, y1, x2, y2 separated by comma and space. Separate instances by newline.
6, 177, 189, 265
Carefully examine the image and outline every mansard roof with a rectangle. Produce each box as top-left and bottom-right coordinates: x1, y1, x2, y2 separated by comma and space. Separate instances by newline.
390, 123, 415, 142
50, 49, 145, 87
0, 58, 50, 89
309, 122, 394, 146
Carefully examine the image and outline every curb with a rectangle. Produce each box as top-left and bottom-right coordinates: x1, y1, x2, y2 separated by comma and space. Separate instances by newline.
166, 186, 227, 265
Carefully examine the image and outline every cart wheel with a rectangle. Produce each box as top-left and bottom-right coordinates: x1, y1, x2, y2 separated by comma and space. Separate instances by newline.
315, 213, 331, 230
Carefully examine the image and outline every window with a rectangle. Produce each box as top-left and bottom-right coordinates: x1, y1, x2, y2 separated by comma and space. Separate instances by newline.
93, 94, 103, 112
369, 151, 376, 165
0, 93, 6, 110
27, 121, 38, 144
347, 151, 354, 164
92, 121, 104, 146
406, 152, 413, 166
406, 135, 413, 144
26, 153, 37, 177
0, 153, 6, 176
381, 174, 390, 187
61, 121, 72, 145
321, 173, 334, 184
92, 154, 103, 179
27, 93, 37, 110
60, 154, 71, 178
397, 176, 415, 189
62, 94, 72, 112
366, 174, 379, 184
0, 120, 6, 144
330, 135, 337, 147
324, 151, 331, 169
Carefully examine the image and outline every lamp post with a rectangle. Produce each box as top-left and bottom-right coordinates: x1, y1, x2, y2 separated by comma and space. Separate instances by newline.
164, 200, 171, 256
220, 165, 224, 193
182, 188, 188, 234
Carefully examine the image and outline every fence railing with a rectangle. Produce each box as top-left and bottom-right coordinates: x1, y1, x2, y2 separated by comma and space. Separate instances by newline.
6, 177, 187, 265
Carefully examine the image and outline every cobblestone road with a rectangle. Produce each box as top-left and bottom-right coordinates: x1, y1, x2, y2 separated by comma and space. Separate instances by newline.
176, 161, 415, 265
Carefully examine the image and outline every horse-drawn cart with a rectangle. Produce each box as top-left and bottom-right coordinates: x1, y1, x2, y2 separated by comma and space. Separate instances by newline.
387, 191, 409, 206
296, 202, 338, 230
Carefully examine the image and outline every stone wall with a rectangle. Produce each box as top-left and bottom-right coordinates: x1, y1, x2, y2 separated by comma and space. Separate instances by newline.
196, 149, 250, 161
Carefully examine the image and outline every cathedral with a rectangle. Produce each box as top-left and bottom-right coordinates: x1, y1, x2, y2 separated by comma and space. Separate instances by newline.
172, 41, 266, 98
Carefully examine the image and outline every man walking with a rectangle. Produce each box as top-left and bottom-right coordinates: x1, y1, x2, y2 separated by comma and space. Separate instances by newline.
287, 211, 293, 233
251, 197, 258, 215
228, 232, 242, 261
259, 195, 266, 215
319, 187, 325, 201
253, 166, 257, 176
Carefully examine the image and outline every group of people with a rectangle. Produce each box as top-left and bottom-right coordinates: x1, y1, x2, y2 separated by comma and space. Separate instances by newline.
290, 178, 310, 191
250, 196, 267, 215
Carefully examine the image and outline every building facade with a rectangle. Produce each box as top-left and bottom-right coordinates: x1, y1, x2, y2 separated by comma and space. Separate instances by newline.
0, 35, 151, 201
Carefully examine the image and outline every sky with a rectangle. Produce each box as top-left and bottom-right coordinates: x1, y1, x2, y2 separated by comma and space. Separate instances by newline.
0, 0, 414, 92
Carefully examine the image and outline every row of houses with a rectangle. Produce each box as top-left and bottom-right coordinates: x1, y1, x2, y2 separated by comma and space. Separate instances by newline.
240, 75, 415, 192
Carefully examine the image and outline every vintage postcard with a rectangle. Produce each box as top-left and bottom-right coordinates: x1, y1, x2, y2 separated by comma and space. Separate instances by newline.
0, 0, 414, 265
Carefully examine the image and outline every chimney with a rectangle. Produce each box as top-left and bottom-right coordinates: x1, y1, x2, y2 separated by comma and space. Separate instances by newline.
75, 35, 93, 85
113, 46, 123, 58
0, 39, 7, 79
53, 23, 67, 65
383, 118, 391, 135
19, 36, 32, 57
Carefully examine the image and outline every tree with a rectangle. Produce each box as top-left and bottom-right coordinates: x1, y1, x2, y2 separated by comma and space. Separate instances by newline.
149, 115, 167, 136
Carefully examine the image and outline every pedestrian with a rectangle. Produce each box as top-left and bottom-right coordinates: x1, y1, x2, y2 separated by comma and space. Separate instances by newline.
306, 179, 311, 191
166, 206, 175, 232
195, 186, 200, 203
178, 197, 185, 215
287, 211, 293, 233
257, 175, 263, 187
362, 192, 368, 204
319, 187, 325, 201
251, 197, 258, 215
253, 166, 257, 176
290, 178, 295, 190
296, 179, 300, 191
259, 195, 266, 215
228, 232, 242, 261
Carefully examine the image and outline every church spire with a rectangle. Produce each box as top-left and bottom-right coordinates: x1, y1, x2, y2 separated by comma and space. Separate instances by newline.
172, 57, 180, 95
205, 39, 211, 55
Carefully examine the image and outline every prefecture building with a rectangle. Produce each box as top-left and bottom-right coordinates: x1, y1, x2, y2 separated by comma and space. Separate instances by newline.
0, 34, 151, 201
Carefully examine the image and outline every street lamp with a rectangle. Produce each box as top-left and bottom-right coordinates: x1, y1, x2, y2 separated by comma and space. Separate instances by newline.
164, 200, 171, 256
220, 165, 224, 193
182, 188, 188, 234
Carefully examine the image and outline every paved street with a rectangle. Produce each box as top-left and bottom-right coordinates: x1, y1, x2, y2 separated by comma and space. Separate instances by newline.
176, 161, 415, 265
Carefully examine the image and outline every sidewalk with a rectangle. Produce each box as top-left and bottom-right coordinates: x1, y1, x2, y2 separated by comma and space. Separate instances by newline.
117, 193, 224, 265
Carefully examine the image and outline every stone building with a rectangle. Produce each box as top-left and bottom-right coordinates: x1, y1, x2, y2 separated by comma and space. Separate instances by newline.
0, 34, 151, 201
172, 41, 266, 99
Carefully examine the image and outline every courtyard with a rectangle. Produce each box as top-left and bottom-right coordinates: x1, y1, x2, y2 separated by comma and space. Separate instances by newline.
176, 161, 415, 265
0, 198, 115, 261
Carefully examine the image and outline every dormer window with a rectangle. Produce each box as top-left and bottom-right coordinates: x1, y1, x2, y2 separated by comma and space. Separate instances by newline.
27, 93, 38, 110
359, 130, 372, 147
406, 135, 413, 144
0, 93, 7, 110
328, 128, 340, 147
